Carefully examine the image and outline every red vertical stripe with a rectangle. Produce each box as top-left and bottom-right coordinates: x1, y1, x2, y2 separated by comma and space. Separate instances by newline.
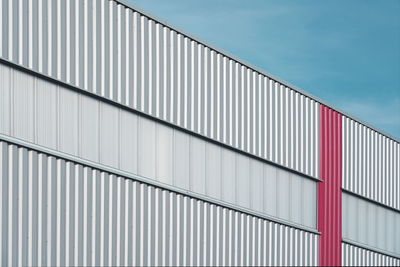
318, 105, 342, 266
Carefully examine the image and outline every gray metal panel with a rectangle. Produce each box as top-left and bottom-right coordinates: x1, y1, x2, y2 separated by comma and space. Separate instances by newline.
264, 164, 277, 217
236, 154, 250, 209
189, 137, 206, 195
0, 62, 317, 229
80, 95, 99, 162
343, 117, 400, 210
174, 131, 190, 190
156, 124, 173, 185
0, 0, 320, 180
119, 109, 138, 174
12, 68, 34, 142
206, 143, 222, 199
100, 102, 119, 168
138, 117, 156, 180
0, 138, 319, 266
0, 62, 11, 135
58, 86, 79, 156
36, 79, 57, 149
342, 242, 400, 266
343, 192, 400, 256
250, 160, 264, 213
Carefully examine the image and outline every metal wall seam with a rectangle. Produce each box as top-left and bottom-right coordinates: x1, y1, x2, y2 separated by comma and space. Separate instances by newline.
0, 139, 319, 266
343, 116, 400, 211
0, 0, 320, 179
342, 242, 400, 266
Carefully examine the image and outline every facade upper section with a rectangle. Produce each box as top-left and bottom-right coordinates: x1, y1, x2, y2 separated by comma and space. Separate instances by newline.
0, 0, 319, 179
0, 0, 398, 210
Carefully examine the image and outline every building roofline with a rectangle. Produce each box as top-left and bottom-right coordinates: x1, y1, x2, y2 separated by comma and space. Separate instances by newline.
116, 0, 400, 143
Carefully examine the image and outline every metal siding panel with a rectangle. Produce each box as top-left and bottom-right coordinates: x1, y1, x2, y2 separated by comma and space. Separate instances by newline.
35, 79, 57, 149
290, 173, 302, 226
156, 124, 173, 185
189, 137, 206, 195
276, 169, 290, 221
12, 69, 35, 142
119, 110, 138, 174
206, 143, 221, 199
236, 154, 250, 209
58, 88, 79, 156
80, 96, 100, 162
100, 102, 119, 168
174, 131, 190, 190
0, 64, 11, 135
138, 117, 156, 180
264, 164, 277, 217
250, 160, 263, 213
303, 177, 317, 229
221, 149, 236, 204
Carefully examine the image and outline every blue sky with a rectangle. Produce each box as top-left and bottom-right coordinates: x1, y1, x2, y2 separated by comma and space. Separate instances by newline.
129, 0, 400, 139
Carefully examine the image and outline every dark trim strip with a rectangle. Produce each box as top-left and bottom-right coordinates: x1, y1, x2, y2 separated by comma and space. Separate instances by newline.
0, 133, 321, 235
342, 189, 400, 214
0, 58, 322, 183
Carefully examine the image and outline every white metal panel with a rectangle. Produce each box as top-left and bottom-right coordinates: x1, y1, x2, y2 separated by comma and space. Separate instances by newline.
264, 164, 277, 217
303, 178, 317, 229
221, 149, 236, 204
156, 124, 173, 185
80, 95, 99, 162
0, 139, 320, 266
119, 109, 138, 174
236, 154, 250, 209
206, 143, 222, 199
0, 63, 11, 135
277, 169, 290, 221
189, 137, 206, 195
138, 117, 156, 180
100, 102, 119, 168
12, 68, 34, 142
250, 160, 264, 213
290, 173, 302, 225
36, 79, 57, 149
174, 131, 190, 190
58, 88, 79, 156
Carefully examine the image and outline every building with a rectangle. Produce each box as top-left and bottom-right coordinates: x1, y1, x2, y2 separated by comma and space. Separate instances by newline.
0, 0, 399, 266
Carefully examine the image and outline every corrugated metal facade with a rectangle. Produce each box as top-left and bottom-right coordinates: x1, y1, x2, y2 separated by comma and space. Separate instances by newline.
0, 0, 319, 179
1, 0, 400, 266
0, 139, 319, 267
343, 117, 400, 210
0, 62, 317, 229
342, 243, 400, 266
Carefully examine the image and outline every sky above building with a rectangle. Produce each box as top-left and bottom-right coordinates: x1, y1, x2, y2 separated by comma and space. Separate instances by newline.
129, 0, 400, 139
